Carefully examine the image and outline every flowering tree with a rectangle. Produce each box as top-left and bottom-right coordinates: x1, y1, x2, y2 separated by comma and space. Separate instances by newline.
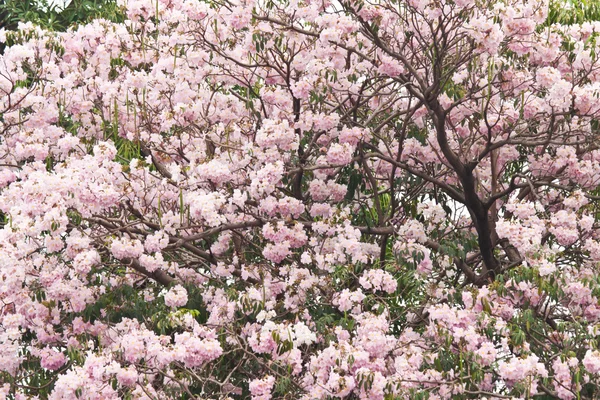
3, 0, 600, 398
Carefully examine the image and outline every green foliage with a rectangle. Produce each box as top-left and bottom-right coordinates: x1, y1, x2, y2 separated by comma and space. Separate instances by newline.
0, 0, 124, 32
546, 0, 600, 26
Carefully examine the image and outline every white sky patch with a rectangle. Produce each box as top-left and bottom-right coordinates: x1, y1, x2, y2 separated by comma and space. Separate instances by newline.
37, 0, 72, 12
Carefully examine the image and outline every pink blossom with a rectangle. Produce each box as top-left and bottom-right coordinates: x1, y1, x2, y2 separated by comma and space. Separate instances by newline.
40, 349, 66, 371
164, 285, 188, 308
249, 375, 276, 400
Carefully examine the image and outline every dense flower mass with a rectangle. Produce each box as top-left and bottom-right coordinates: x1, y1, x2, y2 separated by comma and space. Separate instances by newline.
2, 0, 600, 398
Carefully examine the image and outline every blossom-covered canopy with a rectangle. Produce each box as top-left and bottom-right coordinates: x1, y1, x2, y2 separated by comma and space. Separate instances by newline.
2, 0, 600, 398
